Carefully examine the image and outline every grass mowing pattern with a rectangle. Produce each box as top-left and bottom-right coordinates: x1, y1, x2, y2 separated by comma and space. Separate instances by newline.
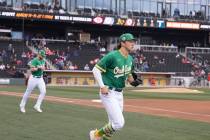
0, 86, 210, 140
0, 95, 210, 140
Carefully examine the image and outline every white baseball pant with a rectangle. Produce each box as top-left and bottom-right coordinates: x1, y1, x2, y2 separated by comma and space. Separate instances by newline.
100, 89, 124, 131
20, 75, 46, 108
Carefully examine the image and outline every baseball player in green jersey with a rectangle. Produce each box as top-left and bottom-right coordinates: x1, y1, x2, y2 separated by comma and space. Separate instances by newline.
19, 50, 46, 113
89, 33, 142, 140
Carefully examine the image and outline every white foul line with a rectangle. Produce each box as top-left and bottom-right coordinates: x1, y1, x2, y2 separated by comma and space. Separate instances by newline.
125, 104, 210, 117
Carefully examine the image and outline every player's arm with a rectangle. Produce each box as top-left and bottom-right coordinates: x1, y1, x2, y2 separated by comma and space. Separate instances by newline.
128, 62, 142, 87
37, 65, 45, 70
129, 72, 143, 87
30, 65, 38, 72
29, 59, 39, 72
92, 66, 109, 94
92, 53, 112, 94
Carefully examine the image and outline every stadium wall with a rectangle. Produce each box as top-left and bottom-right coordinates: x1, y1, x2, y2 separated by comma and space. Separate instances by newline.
45, 70, 180, 87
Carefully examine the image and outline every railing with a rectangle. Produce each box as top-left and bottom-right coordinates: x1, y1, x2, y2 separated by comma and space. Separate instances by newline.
135, 44, 178, 53
0, 6, 58, 13
31, 38, 66, 42
186, 47, 210, 54
175, 72, 192, 77
185, 47, 210, 68
0, 5, 209, 22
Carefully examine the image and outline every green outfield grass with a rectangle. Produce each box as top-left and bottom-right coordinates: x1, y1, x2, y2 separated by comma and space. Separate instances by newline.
0, 86, 210, 140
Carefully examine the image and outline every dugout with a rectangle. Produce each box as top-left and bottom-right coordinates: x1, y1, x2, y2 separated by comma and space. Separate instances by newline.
45, 70, 175, 87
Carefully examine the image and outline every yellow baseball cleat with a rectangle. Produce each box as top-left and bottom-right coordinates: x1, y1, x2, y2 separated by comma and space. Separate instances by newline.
89, 129, 102, 140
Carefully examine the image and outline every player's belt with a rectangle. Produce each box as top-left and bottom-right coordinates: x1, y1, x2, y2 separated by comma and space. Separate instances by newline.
33, 75, 42, 78
108, 87, 123, 92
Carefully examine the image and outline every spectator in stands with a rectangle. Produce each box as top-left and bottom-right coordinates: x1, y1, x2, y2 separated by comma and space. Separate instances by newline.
66, 46, 71, 60
173, 8, 180, 18
59, 6, 65, 14
21, 52, 27, 58
154, 55, 158, 60
7, 43, 13, 56
6, 64, 10, 70
69, 64, 75, 70
159, 58, 165, 64
0, 0, 6, 7
2, 49, 6, 61
178, 80, 183, 86
189, 11, 192, 18
142, 61, 149, 72
21, 52, 28, 64
100, 46, 106, 52
100, 46, 106, 57
45, 47, 54, 55
0, 63, 5, 70
84, 64, 90, 71
16, 59, 22, 66
41, 38, 46, 47
139, 54, 145, 64
204, 59, 209, 67
73, 49, 79, 57
170, 43, 175, 47
182, 57, 190, 64
133, 56, 138, 69
74, 64, 78, 70
0, 53, 2, 63
26, 51, 33, 59
208, 74, 210, 88
56, 57, 64, 70
162, 9, 166, 18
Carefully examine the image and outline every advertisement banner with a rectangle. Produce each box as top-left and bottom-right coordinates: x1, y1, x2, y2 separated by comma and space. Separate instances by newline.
200, 24, 210, 30
166, 22, 200, 29
124, 18, 136, 26
136, 18, 160, 28
16, 12, 54, 20
92, 16, 104, 24
0, 10, 92, 23
156, 20, 165, 28
103, 17, 115, 25
115, 18, 126, 26
0, 11, 15, 17
0, 9, 206, 30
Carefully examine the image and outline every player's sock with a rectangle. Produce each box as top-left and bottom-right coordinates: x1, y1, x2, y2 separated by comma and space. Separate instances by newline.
102, 134, 111, 140
95, 123, 115, 137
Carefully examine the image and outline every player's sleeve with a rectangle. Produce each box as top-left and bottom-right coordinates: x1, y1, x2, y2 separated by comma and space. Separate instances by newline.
29, 59, 37, 68
95, 53, 112, 73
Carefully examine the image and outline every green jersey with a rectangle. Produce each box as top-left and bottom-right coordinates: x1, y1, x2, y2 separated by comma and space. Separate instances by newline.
29, 57, 45, 77
96, 50, 134, 89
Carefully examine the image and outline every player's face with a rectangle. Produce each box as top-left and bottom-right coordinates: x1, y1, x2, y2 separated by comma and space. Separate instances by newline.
124, 40, 135, 52
38, 55, 43, 60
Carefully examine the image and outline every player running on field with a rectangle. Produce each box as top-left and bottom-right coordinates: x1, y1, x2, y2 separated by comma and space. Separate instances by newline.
90, 33, 142, 140
19, 50, 46, 113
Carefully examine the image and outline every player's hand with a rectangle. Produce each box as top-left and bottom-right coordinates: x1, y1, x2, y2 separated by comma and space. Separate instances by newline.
100, 86, 109, 95
38, 65, 45, 70
31, 67, 38, 71
130, 72, 143, 87
130, 78, 142, 87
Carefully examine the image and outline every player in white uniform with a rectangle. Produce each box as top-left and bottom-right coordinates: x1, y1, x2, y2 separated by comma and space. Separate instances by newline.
19, 50, 46, 113
89, 33, 142, 140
